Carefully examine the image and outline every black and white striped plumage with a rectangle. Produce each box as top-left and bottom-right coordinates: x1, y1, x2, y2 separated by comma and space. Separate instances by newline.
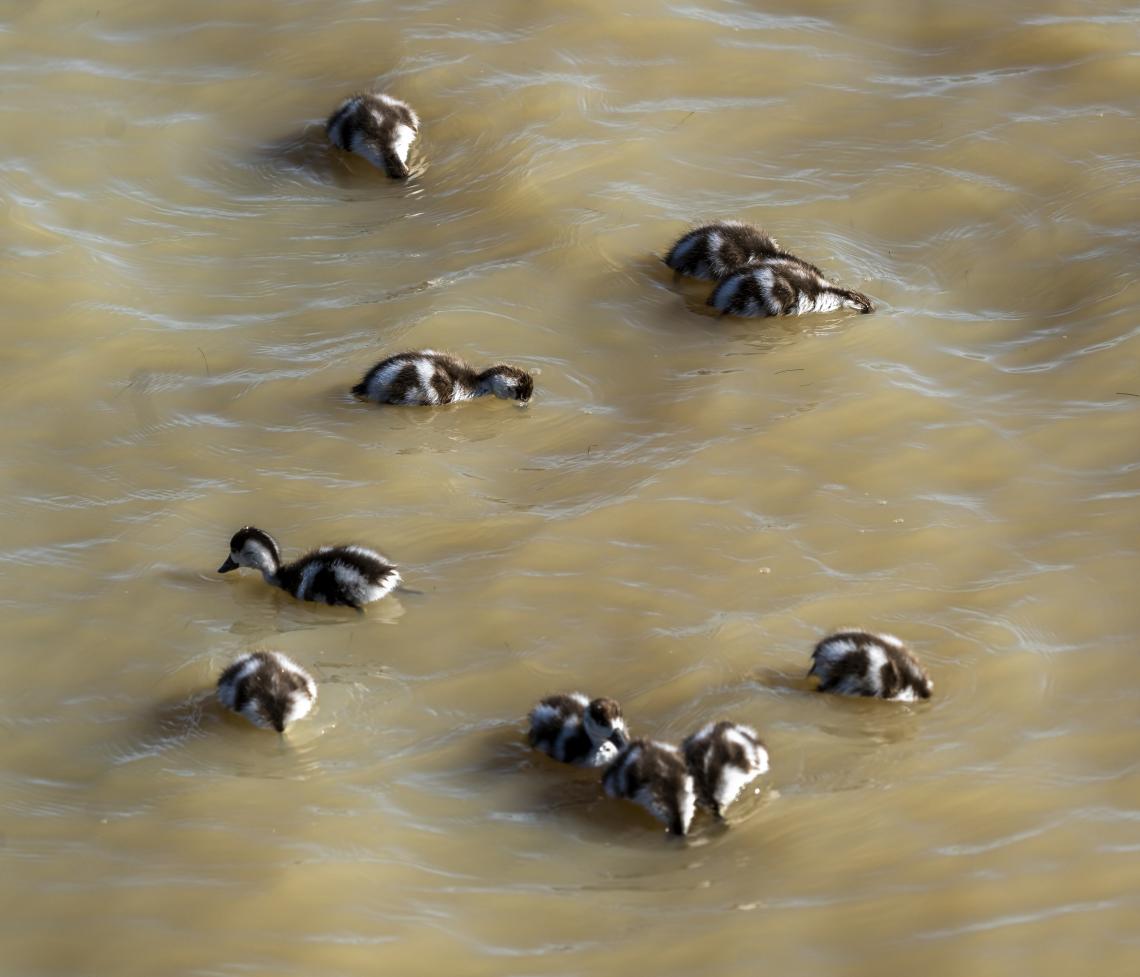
809, 630, 933, 701
218, 526, 400, 610
352, 350, 533, 406
707, 255, 874, 317
326, 91, 420, 178
527, 692, 630, 768
682, 721, 769, 820
601, 739, 697, 837
664, 221, 782, 281
217, 651, 317, 732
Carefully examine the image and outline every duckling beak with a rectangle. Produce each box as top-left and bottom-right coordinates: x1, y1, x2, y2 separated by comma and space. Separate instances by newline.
608, 729, 629, 751
217, 556, 239, 573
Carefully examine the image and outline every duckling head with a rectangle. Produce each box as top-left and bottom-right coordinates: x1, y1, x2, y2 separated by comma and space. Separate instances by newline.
218, 526, 281, 577
842, 289, 875, 314
584, 697, 629, 751
481, 365, 533, 403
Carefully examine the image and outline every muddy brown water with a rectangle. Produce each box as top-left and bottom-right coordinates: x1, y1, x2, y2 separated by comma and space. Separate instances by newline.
2, 1, 1138, 974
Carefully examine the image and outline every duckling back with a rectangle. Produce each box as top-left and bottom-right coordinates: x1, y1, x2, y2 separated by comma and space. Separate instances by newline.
664, 221, 782, 281
809, 630, 932, 701
217, 651, 317, 732
708, 256, 874, 317
682, 721, 768, 818
277, 545, 401, 608
602, 739, 696, 836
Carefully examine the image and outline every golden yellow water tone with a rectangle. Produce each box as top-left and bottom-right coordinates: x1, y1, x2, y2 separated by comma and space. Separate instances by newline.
2, 1, 1138, 974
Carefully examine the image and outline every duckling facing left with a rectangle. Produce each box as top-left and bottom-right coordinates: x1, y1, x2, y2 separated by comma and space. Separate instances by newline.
218, 526, 400, 610
809, 629, 932, 701
682, 720, 769, 821
352, 350, 533, 406
326, 91, 420, 178
527, 692, 630, 768
708, 255, 874, 318
601, 739, 697, 837
217, 651, 317, 732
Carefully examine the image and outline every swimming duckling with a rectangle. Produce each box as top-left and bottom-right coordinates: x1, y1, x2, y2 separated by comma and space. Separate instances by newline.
527, 692, 630, 768
664, 220, 782, 281
326, 91, 420, 178
682, 721, 769, 821
217, 651, 317, 732
809, 630, 932, 701
352, 350, 533, 406
218, 527, 400, 610
601, 739, 697, 837
707, 255, 874, 317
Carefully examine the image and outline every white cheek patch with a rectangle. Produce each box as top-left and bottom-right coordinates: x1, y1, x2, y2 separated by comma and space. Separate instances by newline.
285, 692, 316, 724
391, 124, 417, 165
678, 776, 696, 832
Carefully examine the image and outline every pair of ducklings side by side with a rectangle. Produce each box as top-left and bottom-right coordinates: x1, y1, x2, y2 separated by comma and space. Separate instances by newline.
527, 631, 930, 836
664, 220, 875, 318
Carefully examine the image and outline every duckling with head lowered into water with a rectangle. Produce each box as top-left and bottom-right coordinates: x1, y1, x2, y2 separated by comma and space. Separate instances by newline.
708, 254, 874, 318
682, 720, 769, 821
218, 527, 400, 610
809, 629, 932, 701
352, 350, 533, 406
217, 651, 317, 732
664, 220, 782, 281
602, 738, 697, 837
326, 91, 420, 178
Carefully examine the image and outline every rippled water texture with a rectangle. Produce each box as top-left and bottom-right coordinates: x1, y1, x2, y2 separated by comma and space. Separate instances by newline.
2, 1, 1138, 974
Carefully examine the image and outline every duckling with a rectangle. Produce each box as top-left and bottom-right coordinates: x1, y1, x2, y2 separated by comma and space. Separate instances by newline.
326, 91, 420, 179
527, 692, 630, 768
664, 220, 782, 281
682, 721, 769, 821
707, 255, 874, 317
351, 350, 533, 406
217, 651, 317, 732
809, 629, 933, 701
217, 526, 400, 610
601, 739, 697, 837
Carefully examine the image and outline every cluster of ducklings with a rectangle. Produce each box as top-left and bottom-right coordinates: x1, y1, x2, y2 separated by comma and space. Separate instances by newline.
527, 693, 768, 836
211, 90, 925, 836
